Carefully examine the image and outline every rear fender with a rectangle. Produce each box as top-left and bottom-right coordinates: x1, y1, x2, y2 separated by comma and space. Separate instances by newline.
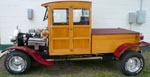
1, 46, 54, 66
114, 41, 149, 59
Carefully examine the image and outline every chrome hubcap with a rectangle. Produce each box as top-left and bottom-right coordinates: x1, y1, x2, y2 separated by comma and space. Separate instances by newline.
8, 56, 26, 72
125, 57, 141, 72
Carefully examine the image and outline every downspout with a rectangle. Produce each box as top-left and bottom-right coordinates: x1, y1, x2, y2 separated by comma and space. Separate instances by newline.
140, 0, 143, 10
129, 0, 144, 30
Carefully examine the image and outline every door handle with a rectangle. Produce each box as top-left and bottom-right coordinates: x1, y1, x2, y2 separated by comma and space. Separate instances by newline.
70, 28, 73, 30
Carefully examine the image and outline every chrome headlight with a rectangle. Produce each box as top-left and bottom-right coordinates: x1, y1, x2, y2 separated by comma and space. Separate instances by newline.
13, 29, 19, 37
10, 29, 19, 42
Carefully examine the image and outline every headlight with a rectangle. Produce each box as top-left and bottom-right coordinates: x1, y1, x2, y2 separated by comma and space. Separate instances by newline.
13, 29, 19, 37
10, 29, 19, 42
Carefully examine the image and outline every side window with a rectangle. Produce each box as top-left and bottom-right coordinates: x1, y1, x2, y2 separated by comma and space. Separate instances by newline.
73, 8, 90, 25
53, 9, 69, 25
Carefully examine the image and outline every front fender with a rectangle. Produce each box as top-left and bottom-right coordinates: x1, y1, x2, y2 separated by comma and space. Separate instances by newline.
1, 46, 54, 66
114, 41, 149, 59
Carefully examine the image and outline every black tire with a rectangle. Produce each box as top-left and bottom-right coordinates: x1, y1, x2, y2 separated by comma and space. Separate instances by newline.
4, 51, 30, 74
119, 51, 144, 76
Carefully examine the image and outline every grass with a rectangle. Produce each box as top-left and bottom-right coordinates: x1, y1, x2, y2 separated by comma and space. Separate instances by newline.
0, 51, 149, 77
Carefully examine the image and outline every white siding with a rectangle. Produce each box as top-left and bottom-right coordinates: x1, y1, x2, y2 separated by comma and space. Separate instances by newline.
0, 0, 150, 44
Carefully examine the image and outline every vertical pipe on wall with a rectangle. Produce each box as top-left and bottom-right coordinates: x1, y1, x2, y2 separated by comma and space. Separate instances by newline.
140, 0, 143, 10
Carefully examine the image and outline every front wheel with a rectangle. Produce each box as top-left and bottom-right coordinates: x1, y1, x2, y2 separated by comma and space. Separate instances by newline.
119, 51, 144, 76
4, 51, 30, 74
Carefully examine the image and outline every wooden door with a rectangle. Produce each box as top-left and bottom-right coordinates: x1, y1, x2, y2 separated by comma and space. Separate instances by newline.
72, 8, 91, 54
49, 8, 72, 55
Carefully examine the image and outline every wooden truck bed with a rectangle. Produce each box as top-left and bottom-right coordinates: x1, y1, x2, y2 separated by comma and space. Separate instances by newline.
92, 28, 140, 54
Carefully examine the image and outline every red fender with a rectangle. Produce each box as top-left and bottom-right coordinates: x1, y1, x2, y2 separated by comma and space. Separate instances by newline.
1, 46, 54, 66
114, 41, 149, 59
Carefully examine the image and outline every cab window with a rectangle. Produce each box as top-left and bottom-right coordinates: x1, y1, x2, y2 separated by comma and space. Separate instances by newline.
53, 9, 69, 25
73, 8, 90, 25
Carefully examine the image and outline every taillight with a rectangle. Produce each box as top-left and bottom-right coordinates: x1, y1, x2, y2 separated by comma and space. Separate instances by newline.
140, 34, 144, 40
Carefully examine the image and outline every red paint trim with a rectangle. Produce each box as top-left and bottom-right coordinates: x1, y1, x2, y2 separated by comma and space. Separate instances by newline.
114, 41, 149, 59
2, 46, 54, 66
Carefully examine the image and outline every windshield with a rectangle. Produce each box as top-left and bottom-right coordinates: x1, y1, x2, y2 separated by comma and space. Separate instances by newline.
43, 7, 48, 21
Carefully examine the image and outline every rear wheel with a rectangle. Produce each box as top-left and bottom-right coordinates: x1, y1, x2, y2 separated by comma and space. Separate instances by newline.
4, 51, 30, 74
119, 51, 144, 76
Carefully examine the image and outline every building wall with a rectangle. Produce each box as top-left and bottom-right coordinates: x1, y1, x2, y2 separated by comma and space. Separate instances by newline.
92, 0, 150, 42
0, 0, 150, 44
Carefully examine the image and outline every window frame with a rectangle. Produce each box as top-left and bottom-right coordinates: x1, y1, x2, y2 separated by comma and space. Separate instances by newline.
73, 8, 90, 25
52, 8, 69, 25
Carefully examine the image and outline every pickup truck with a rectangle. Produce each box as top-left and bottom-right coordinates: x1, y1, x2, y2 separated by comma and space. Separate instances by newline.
1, 1, 149, 76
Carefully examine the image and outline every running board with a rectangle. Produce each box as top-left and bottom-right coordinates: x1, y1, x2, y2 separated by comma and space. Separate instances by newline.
46, 57, 103, 61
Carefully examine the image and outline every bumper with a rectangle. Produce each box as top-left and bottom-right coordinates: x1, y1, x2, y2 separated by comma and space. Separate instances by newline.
0, 50, 9, 58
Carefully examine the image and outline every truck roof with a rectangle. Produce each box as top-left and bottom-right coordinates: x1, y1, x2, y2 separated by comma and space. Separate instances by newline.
42, 1, 91, 7
92, 28, 140, 35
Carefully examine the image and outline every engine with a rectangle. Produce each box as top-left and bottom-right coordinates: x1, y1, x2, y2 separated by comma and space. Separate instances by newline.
10, 28, 49, 57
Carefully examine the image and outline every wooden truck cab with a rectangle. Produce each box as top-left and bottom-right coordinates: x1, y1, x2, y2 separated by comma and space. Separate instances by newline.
42, 1, 92, 55
1, 1, 149, 76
